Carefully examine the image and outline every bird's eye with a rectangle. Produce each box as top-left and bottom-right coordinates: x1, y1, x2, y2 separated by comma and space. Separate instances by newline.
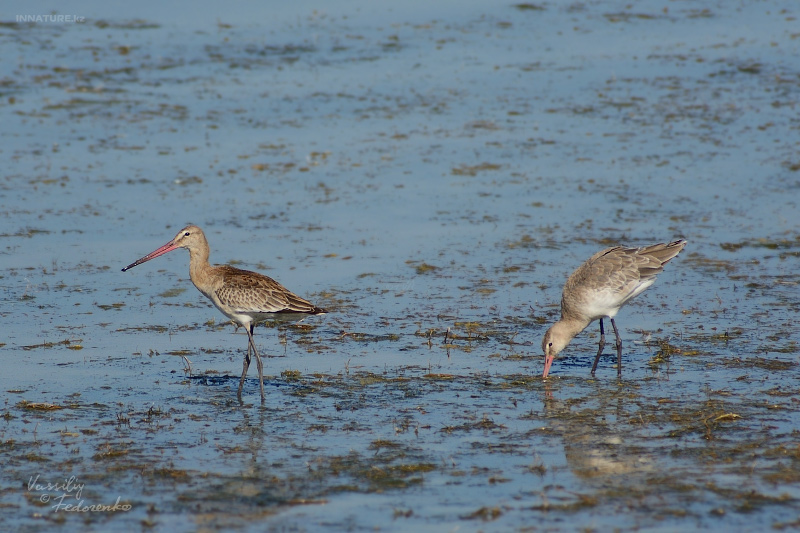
548, 342, 553, 347
184, 232, 190, 236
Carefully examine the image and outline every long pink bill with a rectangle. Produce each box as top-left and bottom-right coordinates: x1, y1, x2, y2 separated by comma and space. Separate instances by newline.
121, 240, 179, 272
542, 355, 554, 379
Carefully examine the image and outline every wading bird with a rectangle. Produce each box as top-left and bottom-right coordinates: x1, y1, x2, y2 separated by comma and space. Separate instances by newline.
542, 240, 686, 378
122, 225, 326, 402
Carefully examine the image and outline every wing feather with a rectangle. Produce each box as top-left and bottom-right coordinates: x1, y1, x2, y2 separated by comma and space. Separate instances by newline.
214, 267, 323, 315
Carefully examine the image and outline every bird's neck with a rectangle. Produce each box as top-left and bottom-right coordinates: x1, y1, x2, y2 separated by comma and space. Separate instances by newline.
554, 315, 591, 340
187, 239, 212, 287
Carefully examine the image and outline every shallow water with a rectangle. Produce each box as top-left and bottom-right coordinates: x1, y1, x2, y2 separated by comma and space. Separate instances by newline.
2, 0, 800, 530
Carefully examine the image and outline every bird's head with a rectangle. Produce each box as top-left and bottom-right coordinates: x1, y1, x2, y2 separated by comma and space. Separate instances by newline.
542, 322, 571, 378
122, 224, 205, 272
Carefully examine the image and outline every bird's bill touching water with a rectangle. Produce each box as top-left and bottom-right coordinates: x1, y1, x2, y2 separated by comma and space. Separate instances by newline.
541, 325, 566, 378
121, 239, 181, 271
543, 355, 555, 378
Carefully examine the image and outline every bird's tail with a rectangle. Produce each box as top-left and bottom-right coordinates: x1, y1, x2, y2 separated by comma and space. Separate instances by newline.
638, 239, 687, 278
641, 239, 687, 265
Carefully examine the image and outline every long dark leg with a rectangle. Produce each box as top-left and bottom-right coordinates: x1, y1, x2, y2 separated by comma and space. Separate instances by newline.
590, 318, 606, 375
237, 338, 252, 402
246, 324, 266, 402
610, 318, 623, 378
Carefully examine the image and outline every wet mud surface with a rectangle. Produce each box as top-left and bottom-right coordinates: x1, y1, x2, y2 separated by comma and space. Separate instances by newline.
2, 0, 800, 530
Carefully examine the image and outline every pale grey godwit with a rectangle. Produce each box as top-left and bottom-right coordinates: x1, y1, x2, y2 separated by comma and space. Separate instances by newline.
122, 225, 326, 402
541, 240, 686, 378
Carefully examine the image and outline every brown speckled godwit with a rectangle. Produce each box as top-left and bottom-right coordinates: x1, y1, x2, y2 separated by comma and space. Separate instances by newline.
122, 225, 326, 402
542, 240, 686, 379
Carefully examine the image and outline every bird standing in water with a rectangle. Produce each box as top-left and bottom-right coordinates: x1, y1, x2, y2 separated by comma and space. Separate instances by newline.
542, 240, 686, 378
122, 225, 326, 402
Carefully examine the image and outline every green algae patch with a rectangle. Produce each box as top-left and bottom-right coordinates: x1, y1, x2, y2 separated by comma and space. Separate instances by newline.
159, 288, 187, 298
18, 401, 64, 411
311, 450, 437, 493
451, 162, 502, 176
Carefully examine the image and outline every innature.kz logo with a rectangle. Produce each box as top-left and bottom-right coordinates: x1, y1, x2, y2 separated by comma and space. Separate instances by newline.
16, 14, 85, 23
